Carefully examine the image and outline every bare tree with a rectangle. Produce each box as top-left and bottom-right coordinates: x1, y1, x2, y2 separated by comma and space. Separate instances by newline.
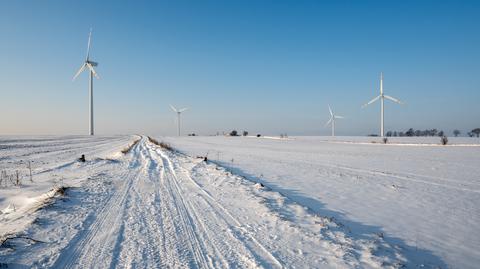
453, 130, 461, 137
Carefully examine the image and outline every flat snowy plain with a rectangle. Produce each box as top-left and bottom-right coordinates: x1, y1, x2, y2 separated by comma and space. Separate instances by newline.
162, 135, 480, 269
0, 135, 478, 268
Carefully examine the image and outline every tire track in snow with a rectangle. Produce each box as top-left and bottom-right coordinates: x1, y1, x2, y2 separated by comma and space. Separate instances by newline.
147, 141, 260, 268
158, 153, 212, 267
146, 142, 220, 268
114, 139, 166, 268
315, 162, 480, 193
152, 144, 284, 268
52, 142, 141, 269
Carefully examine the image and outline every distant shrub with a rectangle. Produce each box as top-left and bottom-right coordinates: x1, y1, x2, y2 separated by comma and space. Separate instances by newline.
257, 134, 261, 137
243, 131, 248, 136
382, 137, 388, 144
230, 130, 238, 136
441, 136, 448, 145
471, 128, 480, 137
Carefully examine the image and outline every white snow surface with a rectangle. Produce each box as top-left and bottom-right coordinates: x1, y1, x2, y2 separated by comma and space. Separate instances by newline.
1, 135, 478, 268
160, 135, 480, 269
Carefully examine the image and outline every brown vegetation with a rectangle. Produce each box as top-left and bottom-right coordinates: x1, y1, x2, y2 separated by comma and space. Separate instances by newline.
121, 138, 141, 154
147, 136, 174, 151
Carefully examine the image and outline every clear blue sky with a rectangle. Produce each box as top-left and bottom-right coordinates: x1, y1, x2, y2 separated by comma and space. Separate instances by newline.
1, 0, 479, 136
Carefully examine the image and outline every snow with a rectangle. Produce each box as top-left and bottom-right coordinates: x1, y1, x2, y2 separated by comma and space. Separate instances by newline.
161, 135, 480, 269
0, 136, 135, 239
1, 134, 478, 268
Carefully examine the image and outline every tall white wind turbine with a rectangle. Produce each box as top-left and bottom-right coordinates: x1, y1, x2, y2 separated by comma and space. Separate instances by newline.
73, 28, 100, 136
325, 105, 344, 136
170, 105, 188, 136
362, 72, 404, 137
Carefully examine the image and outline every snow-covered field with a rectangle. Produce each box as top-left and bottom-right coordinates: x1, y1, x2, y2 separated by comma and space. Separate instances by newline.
1, 135, 478, 268
161, 135, 480, 269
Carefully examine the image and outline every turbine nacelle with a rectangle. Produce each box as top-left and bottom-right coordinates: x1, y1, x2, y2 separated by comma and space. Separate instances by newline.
362, 72, 404, 108
73, 29, 100, 81
170, 105, 188, 114
325, 106, 345, 126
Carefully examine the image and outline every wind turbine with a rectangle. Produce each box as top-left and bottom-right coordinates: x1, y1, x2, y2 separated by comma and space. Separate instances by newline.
362, 72, 404, 137
325, 105, 344, 136
73, 28, 100, 136
170, 105, 188, 136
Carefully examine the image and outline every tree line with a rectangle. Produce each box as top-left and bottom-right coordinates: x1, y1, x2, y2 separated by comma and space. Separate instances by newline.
385, 128, 480, 137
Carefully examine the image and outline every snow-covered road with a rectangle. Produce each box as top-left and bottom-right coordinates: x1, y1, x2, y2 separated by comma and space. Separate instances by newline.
1, 136, 420, 268
52, 138, 289, 268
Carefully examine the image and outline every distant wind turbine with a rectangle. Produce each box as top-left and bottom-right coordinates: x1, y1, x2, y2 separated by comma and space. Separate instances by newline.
325, 105, 344, 136
362, 72, 404, 137
73, 28, 100, 136
170, 105, 188, 136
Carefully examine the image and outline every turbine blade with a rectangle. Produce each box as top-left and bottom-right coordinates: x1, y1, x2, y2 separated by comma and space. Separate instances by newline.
86, 28, 92, 61
384, 95, 404, 104
86, 63, 100, 79
72, 63, 87, 81
169, 104, 178, 113
328, 105, 333, 116
179, 107, 188, 113
335, 115, 345, 119
362, 95, 381, 108
325, 117, 332, 127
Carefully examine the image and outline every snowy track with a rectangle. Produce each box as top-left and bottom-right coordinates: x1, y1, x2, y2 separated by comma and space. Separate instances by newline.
1, 136, 424, 268
50, 138, 286, 268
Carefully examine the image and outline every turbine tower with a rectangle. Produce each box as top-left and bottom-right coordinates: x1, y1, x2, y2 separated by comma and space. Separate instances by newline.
170, 105, 188, 136
362, 72, 404, 137
73, 28, 100, 136
325, 105, 344, 136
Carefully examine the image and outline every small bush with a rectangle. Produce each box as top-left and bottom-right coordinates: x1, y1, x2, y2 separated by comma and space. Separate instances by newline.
230, 130, 238, 136
441, 136, 448, 145
54, 186, 69, 196
383, 137, 388, 144
257, 134, 261, 137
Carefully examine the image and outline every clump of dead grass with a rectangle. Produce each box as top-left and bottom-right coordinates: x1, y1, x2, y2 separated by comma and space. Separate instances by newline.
147, 136, 174, 151
121, 138, 141, 154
